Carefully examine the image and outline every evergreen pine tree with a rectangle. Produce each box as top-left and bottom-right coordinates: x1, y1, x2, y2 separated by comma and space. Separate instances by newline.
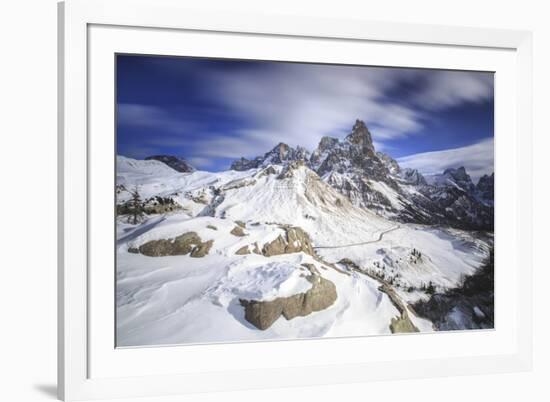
129, 185, 144, 224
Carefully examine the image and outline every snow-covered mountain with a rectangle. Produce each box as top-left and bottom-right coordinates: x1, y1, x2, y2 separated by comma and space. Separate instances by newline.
229, 119, 494, 230
116, 145, 493, 346
230, 142, 310, 171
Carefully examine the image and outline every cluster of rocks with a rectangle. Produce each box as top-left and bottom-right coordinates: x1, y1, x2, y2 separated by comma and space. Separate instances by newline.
262, 226, 315, 257
232, 225, 316, 259
230, 225, 247, 237
117, 195, 183, 216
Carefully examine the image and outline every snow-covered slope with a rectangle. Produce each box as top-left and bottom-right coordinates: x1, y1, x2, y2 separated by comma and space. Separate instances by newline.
116, 155, 492, 346
117, 215, 402, 345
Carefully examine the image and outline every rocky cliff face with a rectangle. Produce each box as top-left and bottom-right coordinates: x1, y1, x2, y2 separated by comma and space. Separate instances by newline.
229, 119, 494, 230
145, 155, 195, 173
399, 168, 427, 186
475, 173, 494, 205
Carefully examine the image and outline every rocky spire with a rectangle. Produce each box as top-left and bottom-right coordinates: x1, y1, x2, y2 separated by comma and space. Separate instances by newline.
345, 119, 374, 151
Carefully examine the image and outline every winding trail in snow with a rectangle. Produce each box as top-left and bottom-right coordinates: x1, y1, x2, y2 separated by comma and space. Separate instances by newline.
313, 225, 401, 249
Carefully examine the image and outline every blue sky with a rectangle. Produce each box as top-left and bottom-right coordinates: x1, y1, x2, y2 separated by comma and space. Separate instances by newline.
116, 55, 494, 180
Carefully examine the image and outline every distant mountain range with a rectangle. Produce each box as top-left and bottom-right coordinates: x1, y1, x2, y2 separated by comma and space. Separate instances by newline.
143, 120, 493, 231
225, 120, 494, 230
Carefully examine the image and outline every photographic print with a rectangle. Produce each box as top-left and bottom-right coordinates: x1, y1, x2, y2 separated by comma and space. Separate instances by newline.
115, 55, 494, 347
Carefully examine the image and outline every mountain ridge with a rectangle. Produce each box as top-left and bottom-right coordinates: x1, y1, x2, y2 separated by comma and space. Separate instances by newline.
228, 119, 494, 230
145, 154, 195, 173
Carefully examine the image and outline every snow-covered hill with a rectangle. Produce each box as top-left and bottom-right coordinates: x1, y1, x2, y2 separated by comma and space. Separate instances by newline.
116, 152, 492, 346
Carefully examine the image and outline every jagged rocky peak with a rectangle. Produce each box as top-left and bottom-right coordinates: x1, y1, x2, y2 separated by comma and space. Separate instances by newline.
317, 136, 339, 153
442, 166, 475, 192
230, 142, 309, 171
145, 155, 195, 173
476, 172, 494, 202
269, 142, 290, 160
477, 172, 494, 188
400, 168, 427, 186
264, 142, 310, 165
345, 119, 375, 151
230, 156, 263, 171
444, 166, 469, 180
312, 120, 392, 178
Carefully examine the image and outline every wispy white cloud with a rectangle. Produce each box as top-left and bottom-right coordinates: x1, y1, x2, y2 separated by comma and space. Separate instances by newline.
118, 103, 197, 134
187, 65, 493, 160
412, 70, 494, 110
397, 138, 494, 182
118, 64, 494, 166
197, 64, 425, 158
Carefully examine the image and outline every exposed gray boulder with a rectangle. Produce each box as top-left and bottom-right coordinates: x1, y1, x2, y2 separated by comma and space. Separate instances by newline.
230, 226, 247, 237
240, 265, 337, 330
129, 232, 213, 258
262, 235, 287, 256
190, 239, 214, 258
262, 226, 315, 257
235, 245, 250, 255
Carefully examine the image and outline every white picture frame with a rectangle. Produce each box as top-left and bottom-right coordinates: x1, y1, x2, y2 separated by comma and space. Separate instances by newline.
58, 0, 533, 400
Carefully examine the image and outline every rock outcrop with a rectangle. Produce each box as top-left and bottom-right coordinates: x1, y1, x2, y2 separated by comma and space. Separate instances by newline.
128, 232, 213, 258
230, 226, 247, 237
240, 264, 337, 330
262, 226, 315, 257
235, 245, 250, 255
190, 239, 214, 257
